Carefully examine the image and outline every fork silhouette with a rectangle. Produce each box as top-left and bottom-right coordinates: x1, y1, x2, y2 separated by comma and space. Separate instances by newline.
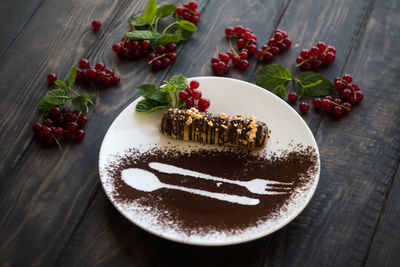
149, 162, 293, 195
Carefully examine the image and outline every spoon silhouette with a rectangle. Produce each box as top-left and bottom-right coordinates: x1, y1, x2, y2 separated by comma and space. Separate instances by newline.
121, 168, 260, 206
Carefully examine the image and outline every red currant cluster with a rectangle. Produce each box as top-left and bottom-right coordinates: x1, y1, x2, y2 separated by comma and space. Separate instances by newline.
178, 80, 210, 111
175, 1, 200, 24
32, 107, 88, 146
288, 74, 363, 118
334, 74, 364, 105
76, 59, 120, 86
211, 25, 258, 75
210, 53, 233, 75
112, 34, 151, 60
296, 42, 336, 71
312, 96, 352, 118
148, 43, 177, 70
256, 29, 292, 63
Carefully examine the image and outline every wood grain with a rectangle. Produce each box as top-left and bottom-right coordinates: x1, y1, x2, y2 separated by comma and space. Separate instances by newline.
0, 0, 42, 60
365, 166, 400, 267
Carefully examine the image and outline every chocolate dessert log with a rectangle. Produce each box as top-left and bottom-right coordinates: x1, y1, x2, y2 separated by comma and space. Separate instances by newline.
160, 108, 269, 150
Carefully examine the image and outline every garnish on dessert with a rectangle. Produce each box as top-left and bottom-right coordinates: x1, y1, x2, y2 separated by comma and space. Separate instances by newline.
160, 108, 269, 151
135, 75, 210, 113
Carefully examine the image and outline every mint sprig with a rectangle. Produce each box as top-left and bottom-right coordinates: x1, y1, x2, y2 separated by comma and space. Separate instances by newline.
38, 66, 95, 113
255, 64, 333, 98
135, 75, 187, 113
126, 0, 197, 47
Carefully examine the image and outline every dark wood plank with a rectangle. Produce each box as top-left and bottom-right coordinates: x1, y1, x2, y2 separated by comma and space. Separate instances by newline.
0, 0, 42, 59
261, 0, 400, 265
365, 165, 400, 266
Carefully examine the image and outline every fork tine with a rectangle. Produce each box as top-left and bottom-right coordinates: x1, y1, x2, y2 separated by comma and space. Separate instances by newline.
265, 191, 290, 195
265, 180, 293, 185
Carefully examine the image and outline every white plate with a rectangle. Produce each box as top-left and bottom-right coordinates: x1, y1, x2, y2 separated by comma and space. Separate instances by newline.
99, 76, 320, 246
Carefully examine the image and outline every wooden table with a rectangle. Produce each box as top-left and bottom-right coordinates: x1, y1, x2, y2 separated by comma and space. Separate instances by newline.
0, 0, 399, 266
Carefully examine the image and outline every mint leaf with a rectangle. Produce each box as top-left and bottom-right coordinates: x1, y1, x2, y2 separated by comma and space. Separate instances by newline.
137, 84, 168, 104
54, 80, 67, 89
169, 75, 187, 91
156, 4, 176, 17
177, 20, 197, 32
140, 0, 157, 24
38, 100, 54, 112
296, 72, 333, 96
129, 16, 148, 26
71, 93, 95, 113
125, 30, 160, 40
136, 99, 167, 113
175, 29, 193, 41
160, 75, 187, 93
255, 64, 292, 91
272, 84, 287, 98
137, 84, 159, 98
156, 33, 181, 45
44, 89, 69, 105
67, 66, 77, 89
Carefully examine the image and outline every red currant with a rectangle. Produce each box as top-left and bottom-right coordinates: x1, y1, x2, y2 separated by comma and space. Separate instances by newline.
312, 98, 322, 109
299, 102, 309, 113
75, 129, 85, 141
91, 20, 101, 31
198, 98, 210, 111
190, 80, 200, 89
288, 92, 298, 104
79, 59, 90, 69
47, 73, 57, 84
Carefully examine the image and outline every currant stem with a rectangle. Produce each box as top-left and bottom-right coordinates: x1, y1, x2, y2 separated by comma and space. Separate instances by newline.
228, 37, 239, 58
52, 134, 62, 150
162, 21, 179, 35
296, 57, 312, 67
148, 53, 167, 64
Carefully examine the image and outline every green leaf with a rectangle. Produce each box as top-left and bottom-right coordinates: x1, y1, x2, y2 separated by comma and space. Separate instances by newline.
302, 79, 322, 88
71, 93, 95, 113
38, 100, 54, 112
160, 75, 187, 93
140, 0, 157, 24
177, 20, 197, 32
272, 84, 287, 99
169, 75, 187, 91
54, 80, 67, 89
156, 33, 181, 45
255, 64, 292, 91
67, 66, 77, 89
156, 3, 176, 17
125, 30, 160, 40
44, 89, 69, 105
175, 29, 192, 41
137, 84, 168, 104
137, 84, 158, 98
136, 99, 167, 113
129, 16, 148, 26
296, 72, 333, 96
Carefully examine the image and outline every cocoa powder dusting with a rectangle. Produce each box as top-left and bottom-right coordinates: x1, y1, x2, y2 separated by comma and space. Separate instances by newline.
103, 145, 318, 237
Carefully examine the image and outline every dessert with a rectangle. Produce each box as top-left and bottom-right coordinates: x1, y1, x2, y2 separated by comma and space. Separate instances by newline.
160, 107, 269, 150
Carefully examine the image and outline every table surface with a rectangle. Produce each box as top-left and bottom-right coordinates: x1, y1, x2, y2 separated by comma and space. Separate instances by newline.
0, 0, 399, 266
